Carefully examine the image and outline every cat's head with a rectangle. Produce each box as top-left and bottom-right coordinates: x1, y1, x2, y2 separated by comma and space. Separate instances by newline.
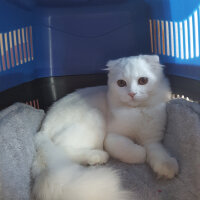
106, 55, 170, 107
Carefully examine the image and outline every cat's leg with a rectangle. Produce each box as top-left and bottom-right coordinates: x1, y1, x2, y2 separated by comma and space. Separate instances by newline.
66, 147, 109, 166
104, 133, 146, 164
144, 142, 178, 179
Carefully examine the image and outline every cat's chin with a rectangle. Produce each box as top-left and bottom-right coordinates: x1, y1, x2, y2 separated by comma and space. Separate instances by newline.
122, 99, 148, 108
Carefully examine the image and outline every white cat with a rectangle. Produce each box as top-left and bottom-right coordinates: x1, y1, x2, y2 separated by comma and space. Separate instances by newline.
104, 55, 178, 178
32, 55, 178, 200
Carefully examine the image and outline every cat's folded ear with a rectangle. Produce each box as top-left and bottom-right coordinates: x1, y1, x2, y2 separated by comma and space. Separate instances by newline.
103, 60, 112, 71
104, 55, 163, 71
103, 59, 120, 71
139, 54, 160, 64
139, 54, 164, 69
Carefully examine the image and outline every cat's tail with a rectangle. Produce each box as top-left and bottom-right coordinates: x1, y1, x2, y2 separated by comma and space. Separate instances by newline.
31, 132, 134, 200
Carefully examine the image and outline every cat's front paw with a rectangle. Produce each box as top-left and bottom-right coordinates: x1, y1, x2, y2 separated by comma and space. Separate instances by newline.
87, 150, 109, 166
152, 157, 179, 179
123, 145, 146, 164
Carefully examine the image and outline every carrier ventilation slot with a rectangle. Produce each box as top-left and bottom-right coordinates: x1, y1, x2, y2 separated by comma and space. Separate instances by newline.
149, 5, 200, 59
0, 26, 34, 72
25, 99, 40, 109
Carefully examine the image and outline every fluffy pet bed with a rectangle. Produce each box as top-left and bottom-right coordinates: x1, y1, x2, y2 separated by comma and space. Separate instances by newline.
0, 100, 199, 200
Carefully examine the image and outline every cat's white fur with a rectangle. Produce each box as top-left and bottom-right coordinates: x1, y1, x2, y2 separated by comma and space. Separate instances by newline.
32, 55, 178, 200
104, 55, 178, 178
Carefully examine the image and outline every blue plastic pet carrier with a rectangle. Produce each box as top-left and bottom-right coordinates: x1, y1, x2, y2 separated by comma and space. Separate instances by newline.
0, 0, 199, 110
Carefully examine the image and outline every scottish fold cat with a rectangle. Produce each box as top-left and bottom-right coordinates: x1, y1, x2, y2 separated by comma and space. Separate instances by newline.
32, 55, 178, 200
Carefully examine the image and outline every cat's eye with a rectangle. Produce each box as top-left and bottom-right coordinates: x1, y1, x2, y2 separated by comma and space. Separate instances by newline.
117, 80, 127, 87
138, 77, 148, 85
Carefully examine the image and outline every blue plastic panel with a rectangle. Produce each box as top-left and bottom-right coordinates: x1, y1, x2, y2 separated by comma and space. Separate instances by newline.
6, 0, 36, 9
1, 0, 199, 93
0, 0, 149, 92
34, 0, 149, 77
36, 0, 125, 7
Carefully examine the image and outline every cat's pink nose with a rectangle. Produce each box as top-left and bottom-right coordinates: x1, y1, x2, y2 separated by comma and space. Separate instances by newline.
128, 92, 136, 98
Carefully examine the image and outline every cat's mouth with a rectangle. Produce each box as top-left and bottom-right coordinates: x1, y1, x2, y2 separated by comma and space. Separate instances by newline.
126, 94, 150, 107
129, 94, 148, 101
130, 90, 154, 102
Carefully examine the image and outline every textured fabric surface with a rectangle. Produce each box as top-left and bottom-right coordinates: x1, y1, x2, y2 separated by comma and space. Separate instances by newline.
0, 100, 199, 200
107, 99, 200, 200
0, 103, 45, 200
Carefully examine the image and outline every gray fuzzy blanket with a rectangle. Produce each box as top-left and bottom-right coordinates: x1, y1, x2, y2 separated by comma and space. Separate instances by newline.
0, 103, 44, 200
0, 100, 199, 200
